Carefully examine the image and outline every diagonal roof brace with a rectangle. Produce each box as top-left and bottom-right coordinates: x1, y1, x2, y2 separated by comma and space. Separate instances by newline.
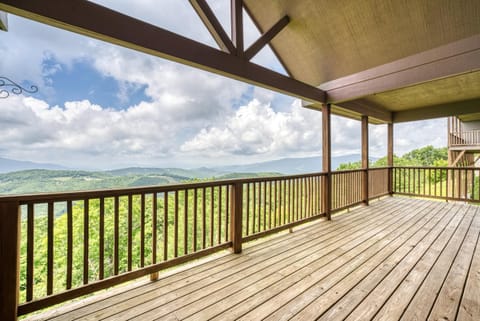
244, 15, 290, 61
189, 0, 235, 54
0, 11, 7, 31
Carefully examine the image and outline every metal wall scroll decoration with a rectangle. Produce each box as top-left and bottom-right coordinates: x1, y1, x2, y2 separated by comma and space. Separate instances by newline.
0, 76, 38, 99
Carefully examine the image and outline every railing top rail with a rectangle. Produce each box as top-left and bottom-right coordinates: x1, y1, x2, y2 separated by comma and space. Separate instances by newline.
393, 166, 479, 170
0, 171, 328, 203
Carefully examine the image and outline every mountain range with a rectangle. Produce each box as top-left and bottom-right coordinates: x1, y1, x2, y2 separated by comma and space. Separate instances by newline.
0, 155, 375, 195
0, 154, 364, 175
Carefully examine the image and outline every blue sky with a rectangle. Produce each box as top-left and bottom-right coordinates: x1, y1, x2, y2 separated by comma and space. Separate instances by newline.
0, 1, 446, 170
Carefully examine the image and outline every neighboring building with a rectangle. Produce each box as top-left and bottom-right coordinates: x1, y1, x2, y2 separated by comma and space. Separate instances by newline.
448, 115, 480, 167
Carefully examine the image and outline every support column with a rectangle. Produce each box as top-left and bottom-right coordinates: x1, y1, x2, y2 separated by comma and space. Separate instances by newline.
230, 182, 243, 253
387, 122, 394, 195
0, 201, 20, 321
322, 103, 332, 220
362, 116, 369, 205
231, 0, 244, 57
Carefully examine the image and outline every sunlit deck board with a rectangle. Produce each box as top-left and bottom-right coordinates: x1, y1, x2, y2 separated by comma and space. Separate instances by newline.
25, 197, 480, 321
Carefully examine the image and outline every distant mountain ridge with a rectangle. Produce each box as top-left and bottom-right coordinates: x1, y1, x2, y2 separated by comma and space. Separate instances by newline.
0, 154, 368, 175
0, 154, 374, 195
0, 157, 65, 173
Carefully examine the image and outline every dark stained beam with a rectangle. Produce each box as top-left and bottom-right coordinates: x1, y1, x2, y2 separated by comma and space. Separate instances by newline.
244, 15, 289, 61
0, 11, 7, 31
242, 4, 294, 77
393, 98, 480, 123
0, 0, 325, 103
323, 34, 480, 103
231, 0, 244, 56
302, 99, 392, 123
189, 0, 235, 54
335, 100, 392, 123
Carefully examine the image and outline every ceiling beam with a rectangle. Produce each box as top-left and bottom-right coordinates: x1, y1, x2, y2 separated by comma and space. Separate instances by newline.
303, 98, 392, 123
0, 0, 325, 103
0, 11, 7, 31
189, 0, 235, 54
393, 98, 480, 123
323, 34, 480, 103
244, 15, 289, 61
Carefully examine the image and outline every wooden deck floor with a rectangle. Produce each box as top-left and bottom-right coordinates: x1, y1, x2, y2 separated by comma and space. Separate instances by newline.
27, 197, 480, 321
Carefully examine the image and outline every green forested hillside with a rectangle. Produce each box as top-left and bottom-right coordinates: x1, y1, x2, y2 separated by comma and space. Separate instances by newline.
0, 169, 278, 195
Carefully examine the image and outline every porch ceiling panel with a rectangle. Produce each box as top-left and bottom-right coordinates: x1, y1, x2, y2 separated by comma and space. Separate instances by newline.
245, 0, 480, 123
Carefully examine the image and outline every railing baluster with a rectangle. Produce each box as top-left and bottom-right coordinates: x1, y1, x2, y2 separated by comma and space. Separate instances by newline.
174, 191, 179, 257
269, 181, 272, 229
246, 183, 250, 236
184, 190, 188, 255
82, 200, 88, 285
140, 194, 145, 267
252, 182, 256, 234
127, 195, 133, 271
163, 192, 168, 261
152, 193, 157, 264
202, 187, 206, 249
47, 202, 54, 294
225, 185, 229, 242
210, 187, 214, 247
263, 181, 267, 231
151, 193, 158, 281
218, 186, 222, 244
26, 203, 34, 301
193, 188, 197, 252
99, 198, 104, 280
66, 201, 73, 290
114, 196, 119, 275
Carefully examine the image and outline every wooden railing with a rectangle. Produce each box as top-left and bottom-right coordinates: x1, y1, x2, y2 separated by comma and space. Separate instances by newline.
331, 169, 365, 211
393, 166, 480, 202
449, 130, 480, 146
5, 181, 238, 316
2, 165, 471, 319
242, 173, 326, 242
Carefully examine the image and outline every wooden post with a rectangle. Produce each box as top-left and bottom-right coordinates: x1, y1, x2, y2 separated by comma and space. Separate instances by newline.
387, 122, 394, 195
0, 201, 20, 321
362, 115, 369, 205
231, 0, 244, 57
322, 103, 332, 220
230, 182, 243, 253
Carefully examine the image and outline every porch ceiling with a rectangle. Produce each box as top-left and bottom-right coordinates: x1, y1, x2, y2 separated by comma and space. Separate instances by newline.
244, 0, 480, 123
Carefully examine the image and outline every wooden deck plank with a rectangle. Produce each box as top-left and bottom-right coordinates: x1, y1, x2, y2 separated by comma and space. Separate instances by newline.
399, 205, 478, 321
457, 208, 480, 321
213, 200, 440, 321
176, 199, 433, 320
372, 206, 478, 321
279, 201, 459, 321
428, 207, 480, 321
22, 197, 480, 321
108, 199, 409, 320
342, 204, 473, 321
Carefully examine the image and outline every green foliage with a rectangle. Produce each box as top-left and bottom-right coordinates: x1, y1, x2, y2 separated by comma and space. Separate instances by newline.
402, 146, 447, 166
337, 146, 448, 170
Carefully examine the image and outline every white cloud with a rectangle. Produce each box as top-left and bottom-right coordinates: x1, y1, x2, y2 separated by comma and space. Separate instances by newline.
181, 99, 323, 159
